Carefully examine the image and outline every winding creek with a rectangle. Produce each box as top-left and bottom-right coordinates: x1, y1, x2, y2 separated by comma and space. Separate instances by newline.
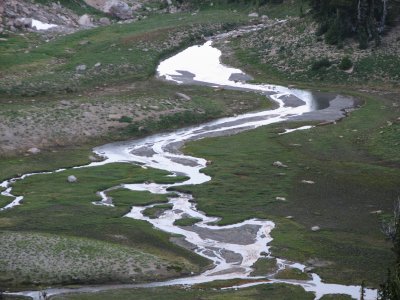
2, 28, 376, 299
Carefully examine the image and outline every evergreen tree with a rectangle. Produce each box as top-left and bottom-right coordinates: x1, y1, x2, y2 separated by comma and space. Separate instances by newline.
309, 0, 400, 48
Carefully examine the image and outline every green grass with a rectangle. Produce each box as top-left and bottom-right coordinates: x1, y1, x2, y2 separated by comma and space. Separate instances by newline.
0, 145, 94, 182
0, 230, 183, 287
0, 10, 248, 96
143, 204, 174, 219
108, 189, 171, 207
275, 268, 311, 280
258, 0, 308, 18
0, 195, 13, 208
179, 92, 399, 286
53, 283, 314, 300
0, 163, 209, 288
250, 258, 278, 276
174, 217, 202, 226
320, 295, 353, 300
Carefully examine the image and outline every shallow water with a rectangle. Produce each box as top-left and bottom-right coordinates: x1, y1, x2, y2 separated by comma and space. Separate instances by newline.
3, 34, 375, 300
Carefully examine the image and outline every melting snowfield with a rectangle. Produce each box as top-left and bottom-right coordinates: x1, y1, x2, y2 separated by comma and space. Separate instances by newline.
2, 38, 376, 299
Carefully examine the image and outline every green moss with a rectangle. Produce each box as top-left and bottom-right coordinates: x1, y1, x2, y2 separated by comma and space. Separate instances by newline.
143, 204, 174, 219
108, 189, 171, 207
250, 258, 278, 276
53, 283, 314, 300
0, 163, 209, 289
0, 195, 13, 208
275, 268, 311, 280
179, 93, 399, 285
174, 217, 202, 227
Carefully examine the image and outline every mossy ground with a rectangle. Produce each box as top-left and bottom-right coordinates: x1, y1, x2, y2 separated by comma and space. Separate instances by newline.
0, 163, 209, 289
174, 217, 202, 226
53, 283, 315, 300
180, 92, 399, 286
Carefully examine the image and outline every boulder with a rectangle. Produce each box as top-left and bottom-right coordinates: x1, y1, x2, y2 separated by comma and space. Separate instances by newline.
311, 226, 320, 232
27, 147, 40, 154
99, 17, 111, 25
78, 14, 93, 27
248, 12, 259, 18
105, 1, 133, 20
76, 64, 87, 72
272, 161, 288, 168
301, 180, 315, 184
175, 92, 191, 101
67, 175, 78, 183
14, 17, 32, 29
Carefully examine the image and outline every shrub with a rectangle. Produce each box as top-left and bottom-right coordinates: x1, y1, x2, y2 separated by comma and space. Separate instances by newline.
118, 116, 133, 123
339, 56, 353, 70
311, 58, 331, 71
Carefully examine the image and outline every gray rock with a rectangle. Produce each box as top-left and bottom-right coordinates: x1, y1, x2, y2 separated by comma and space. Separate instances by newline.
78, 14, 93, 27
14, 17, 32, 29
67, 175, 78, 183
272, 161, 288, 168
76, 64, 87, 72
99, 17, 111, 25
106, 1, 133, 20
248, 12, 259, 18
301, 180, 315, 184
27, 147, 41, 154
175, 92, 191, 101
311, 226, 320, 232
94, 62, 101, 68
60, 100, 71, 106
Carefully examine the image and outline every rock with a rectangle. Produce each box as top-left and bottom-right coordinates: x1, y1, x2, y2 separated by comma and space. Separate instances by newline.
311, 226, 320, 232
248, 12, 259, 18
370, 210, 383, 214
99, 17, 111, 25
14, 17, 32, 29
272, 161, 288, 168
285, 216, 294, 219
94, 62, 101, 68
76, 64, 87, 72
78, 14, 93, 27
276, 197, 286, 201
60, 100, 71, 106
67, 175, 78, 183
27, 147, 41, 154
106, 1, 133, 20
175, 92, 191, 101
79, 40, 90, 45
89, 155, 98, 162
301, 180, 315, 184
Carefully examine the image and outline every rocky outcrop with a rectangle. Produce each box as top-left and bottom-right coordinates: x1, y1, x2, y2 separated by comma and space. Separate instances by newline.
78, 14, 93, 27
84, 0, 142, 19
2, 0, 79, 33
106, 1, 133, 19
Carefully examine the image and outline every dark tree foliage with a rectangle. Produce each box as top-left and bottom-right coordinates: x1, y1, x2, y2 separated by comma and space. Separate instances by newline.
379, 200, 400, 299
309, 0, 400, 47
